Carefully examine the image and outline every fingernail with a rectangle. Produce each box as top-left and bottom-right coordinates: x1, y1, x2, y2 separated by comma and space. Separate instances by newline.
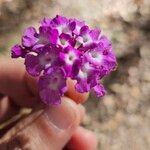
44, 98, 77, 130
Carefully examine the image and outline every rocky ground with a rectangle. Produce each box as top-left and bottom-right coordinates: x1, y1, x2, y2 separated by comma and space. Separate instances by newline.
0, 0, 150, 149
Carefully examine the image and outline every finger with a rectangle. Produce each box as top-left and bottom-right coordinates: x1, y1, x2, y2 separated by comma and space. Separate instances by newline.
0, 97, 81, 150
0, 97, 19, 124
66, 79, 89, 104
65, 127, 97, 150
0, 58, 38, 107
0, 101, 85, 139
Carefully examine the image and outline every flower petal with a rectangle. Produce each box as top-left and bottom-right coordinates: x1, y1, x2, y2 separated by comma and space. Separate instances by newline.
39, 88, 61, 105
11, 44, 23, 58
38, 68, 67, 105
22, 27, 38, 47
25, 53, 43, 76
75, 80, 90, 93
93, 84, 106, 97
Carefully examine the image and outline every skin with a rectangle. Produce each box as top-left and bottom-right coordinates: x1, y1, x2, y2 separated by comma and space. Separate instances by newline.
0, 58, 97, 150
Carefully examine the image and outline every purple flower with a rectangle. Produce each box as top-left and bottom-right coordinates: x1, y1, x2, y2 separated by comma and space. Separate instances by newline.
11, 15, 117, 105
70, 19, 85, 35
84, 44, 116, 69
84, 46, 104, 66
22, 27, 38, 47
57, 33, 75, 48
60, 46, 81, 77
22, 26, 52, 50
38, 26, 51, 45
76, 26, 101, 49
25, 45, 61, 76
38, 67, 67, 105
93, 84, 106, 97
40, 18, 52, 27
74, 62, 99, 93
50, 15, 73, 36
98, 35, 112, 51
11, 44, 24, 58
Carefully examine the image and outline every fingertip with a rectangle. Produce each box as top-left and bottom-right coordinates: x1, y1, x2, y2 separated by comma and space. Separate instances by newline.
66, 79, 89, 104
66, 127, 98, 150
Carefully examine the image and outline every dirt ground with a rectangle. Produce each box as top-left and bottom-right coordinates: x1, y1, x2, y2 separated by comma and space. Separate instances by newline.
0, 0, 150, 149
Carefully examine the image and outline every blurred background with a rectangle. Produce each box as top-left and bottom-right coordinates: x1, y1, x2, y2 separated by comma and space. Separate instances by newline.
0, 0, 150, 149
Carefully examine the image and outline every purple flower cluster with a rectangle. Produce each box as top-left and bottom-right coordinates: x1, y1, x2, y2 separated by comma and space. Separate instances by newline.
11, 15, 117, 105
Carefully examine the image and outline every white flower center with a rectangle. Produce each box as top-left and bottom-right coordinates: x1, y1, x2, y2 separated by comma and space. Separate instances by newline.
78, 63, 91, 79
57, 25, 69, 35
78, 70, 88, 79
60, 39, 66, 45
76, 26, 81, 33
76, 34, 92, 46
82, 34, 92, 44
65, 51, 77, 65
58, 39, 69, 48
89, 51, 103, 63
62, 26, 69, 33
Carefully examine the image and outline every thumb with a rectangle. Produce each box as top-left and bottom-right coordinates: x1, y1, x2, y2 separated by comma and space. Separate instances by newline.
0, 97, 81, 150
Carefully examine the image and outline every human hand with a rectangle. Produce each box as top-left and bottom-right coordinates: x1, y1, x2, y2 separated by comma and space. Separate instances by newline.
0, 58, 97, 150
